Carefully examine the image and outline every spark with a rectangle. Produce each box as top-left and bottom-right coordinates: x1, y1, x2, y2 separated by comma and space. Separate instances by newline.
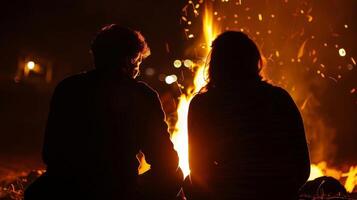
275, 51, 280, 57
328, 76, 337, 83
307, 15, 313, 22
298, 39, 308, 59
301, 96, 311, 110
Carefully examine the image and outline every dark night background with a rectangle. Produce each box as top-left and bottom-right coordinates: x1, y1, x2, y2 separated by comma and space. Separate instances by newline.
0, 0, 356, 179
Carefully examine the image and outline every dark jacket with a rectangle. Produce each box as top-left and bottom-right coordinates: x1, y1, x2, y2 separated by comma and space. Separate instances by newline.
185, 81, 310, 200
26, 69, 181, 200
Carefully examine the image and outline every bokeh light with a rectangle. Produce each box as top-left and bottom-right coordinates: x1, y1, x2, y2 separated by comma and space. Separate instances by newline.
339, 48, 346, 57
183, 59, 193, 68
173, 60, 182, 68
165, 74, 178, 84
26, 61, 35, 70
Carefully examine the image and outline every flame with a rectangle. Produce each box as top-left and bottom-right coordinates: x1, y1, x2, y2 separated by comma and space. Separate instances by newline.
138, 5, 219, 177
171, 95, 191, 178
308, 162, 357, 193
171, 4, 220, 178
137, 151, 150, 175
202, 4, 220, 56
308, 164, 324, 181
343, 166, 357, 193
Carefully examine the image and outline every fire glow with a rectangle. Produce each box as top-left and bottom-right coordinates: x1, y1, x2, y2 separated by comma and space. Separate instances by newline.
171, 4, 220, 178
170, 0, 356, 192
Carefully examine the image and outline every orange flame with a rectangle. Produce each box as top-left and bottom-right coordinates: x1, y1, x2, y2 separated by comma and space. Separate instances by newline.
171, 4, 220, 178
308, 164, 324, 181
343, 166, 357, 193
308, 162, 356, 193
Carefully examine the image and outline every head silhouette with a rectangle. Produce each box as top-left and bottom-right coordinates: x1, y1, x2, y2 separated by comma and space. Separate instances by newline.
207, 31, 262, 88
91, 24, 150, 77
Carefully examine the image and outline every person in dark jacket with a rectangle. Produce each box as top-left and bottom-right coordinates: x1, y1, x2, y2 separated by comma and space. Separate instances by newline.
184, 31, 310, 200
25, 24, 182, 200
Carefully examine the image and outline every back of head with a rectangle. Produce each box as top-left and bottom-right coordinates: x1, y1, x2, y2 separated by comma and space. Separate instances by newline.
91, 24, 150, 69
208, 31, 262, 88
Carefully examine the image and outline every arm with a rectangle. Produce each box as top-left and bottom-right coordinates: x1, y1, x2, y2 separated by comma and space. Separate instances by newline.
135, 83, 182, 194
42, 80, 70, 168
184, 96, 210, 198
187, 96, 207, 179
141, 94, 180, 175
276, 88, 311, 186
42, 76, 81, 171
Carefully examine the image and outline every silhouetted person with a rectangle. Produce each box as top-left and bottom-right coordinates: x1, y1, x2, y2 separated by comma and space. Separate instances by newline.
25, 24, 182, 200
184, 31, 310, 200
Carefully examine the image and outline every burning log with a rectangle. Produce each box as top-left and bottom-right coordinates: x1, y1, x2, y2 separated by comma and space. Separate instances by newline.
299, 176, 349, 200
0, 170, 44, 200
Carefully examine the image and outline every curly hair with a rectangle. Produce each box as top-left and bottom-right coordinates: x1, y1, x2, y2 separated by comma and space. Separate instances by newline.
91, 24, 150, 68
